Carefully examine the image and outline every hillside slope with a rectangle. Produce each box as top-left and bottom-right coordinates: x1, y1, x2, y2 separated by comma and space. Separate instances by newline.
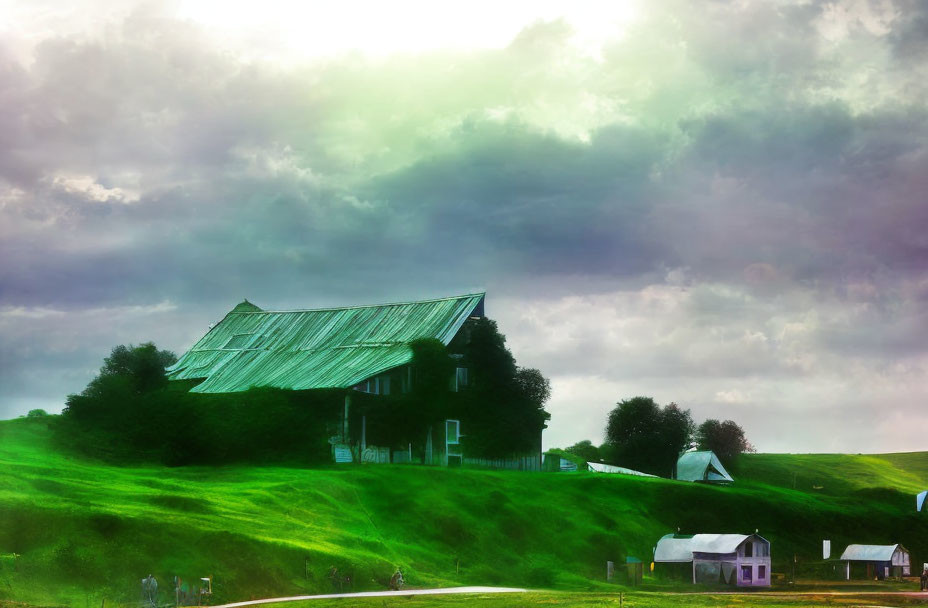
1, 417, 926, 607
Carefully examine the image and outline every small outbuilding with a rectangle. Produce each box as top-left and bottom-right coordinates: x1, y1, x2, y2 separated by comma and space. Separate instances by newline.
839, 544, 910, 580
542, 451, 578, 472
917, 490, 926, 512
674, 450, 734, 484
654, 533, 770, 587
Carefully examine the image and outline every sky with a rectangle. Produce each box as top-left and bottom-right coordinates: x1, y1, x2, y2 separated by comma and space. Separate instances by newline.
1, 0, 927, 453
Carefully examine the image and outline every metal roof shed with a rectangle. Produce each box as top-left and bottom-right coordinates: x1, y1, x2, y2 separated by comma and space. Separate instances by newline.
839, 544, 910, 580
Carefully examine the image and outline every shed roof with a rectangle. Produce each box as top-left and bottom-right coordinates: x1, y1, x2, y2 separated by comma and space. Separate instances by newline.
840, 544, 904, 561
167, 292, 485, 393
587, 462, 656, 477
675, 450, 734, 483
654, 533, 767, 562
918, 490, 926, 512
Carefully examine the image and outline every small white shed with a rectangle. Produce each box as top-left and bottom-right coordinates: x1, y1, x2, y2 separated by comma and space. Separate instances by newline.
654, 533, 771, 587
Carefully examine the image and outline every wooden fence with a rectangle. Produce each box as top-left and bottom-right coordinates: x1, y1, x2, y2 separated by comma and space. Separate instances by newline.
462, 454, 542, 471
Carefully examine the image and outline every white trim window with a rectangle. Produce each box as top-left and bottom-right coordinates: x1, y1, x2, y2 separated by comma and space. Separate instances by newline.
453, 367, 468, 392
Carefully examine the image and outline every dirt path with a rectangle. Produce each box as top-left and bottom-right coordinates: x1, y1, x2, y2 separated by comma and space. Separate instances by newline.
211, 586, 529, 607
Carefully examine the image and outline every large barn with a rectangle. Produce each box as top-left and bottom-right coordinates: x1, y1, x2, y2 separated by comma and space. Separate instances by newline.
654, 533, 771, 587
166, 292, 542, 468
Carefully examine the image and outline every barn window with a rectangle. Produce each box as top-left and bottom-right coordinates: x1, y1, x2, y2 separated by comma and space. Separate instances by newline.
741, 565, 752, 583
743, 542, 753, 557
400, 366, 413, 393
446, 419, 460, 444
758, 565, 766, 580
452, 367, 468, 392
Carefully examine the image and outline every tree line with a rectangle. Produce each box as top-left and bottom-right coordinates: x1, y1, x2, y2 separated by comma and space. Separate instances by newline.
564, 396, 754, 477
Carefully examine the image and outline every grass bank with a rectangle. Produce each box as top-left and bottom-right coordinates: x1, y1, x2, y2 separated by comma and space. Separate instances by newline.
1, 417, 926, 607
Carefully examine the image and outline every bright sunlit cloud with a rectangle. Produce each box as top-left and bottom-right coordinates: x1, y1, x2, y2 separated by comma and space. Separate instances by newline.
175, 0, 640, 59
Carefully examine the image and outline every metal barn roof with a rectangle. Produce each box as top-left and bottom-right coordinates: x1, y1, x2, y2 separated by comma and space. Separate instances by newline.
675, 450, 734, 483
166, 292, 485, 393
840, 544, 904, 562
654, 534, 767, 562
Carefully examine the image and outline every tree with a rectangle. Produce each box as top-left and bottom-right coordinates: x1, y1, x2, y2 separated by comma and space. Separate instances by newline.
99, 343, 177, 393
604, 397, 694, 476
565, 439, 601, 463
697, 419, 754, 465
26, 409, 49, 417
514, 367, 551, 408
64, 342, 177, 425
456, 318, 551, 457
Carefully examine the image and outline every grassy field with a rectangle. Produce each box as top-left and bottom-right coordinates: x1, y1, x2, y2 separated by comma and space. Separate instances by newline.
1, 416, 927, 607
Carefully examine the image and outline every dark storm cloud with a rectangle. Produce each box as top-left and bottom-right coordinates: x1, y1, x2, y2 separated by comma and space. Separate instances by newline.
367, 121, 670, 278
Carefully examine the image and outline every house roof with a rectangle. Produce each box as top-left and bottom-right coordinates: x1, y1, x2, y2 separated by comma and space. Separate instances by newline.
166, 292, 485, 393
654, 533, 767, 562
840, 544, 904, 561
675, 450, 734, 483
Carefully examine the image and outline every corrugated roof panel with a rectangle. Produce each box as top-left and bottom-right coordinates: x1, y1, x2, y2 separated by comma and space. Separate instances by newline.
840, 544, 900, 561
167, 292, 485, 393
587, 462, 657, 477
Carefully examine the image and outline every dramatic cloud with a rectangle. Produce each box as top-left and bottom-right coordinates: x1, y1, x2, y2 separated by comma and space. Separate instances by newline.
2, 0, 926, 452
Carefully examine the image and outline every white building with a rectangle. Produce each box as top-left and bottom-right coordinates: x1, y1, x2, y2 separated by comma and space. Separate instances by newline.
654, 533, 771, 587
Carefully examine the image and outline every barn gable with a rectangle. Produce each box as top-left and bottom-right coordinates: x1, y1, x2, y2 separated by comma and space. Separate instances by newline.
167, 292, 485, 393
675, 450, 734, 483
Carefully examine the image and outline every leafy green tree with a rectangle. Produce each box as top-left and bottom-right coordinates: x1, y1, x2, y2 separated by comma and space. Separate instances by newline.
64, 343, 177, 426
26, 409, 49, 417
697, 418, 754, 465
456, 318, 551, 457
604, 397, 694, 477
98, 343, 177, 393
565, 439, 601, 463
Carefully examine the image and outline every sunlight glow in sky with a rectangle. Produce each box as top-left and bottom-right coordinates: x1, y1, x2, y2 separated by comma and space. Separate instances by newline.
175, 1, 641, 59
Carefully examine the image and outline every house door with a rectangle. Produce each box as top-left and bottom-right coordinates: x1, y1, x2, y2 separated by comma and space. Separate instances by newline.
741, 565, 752, 584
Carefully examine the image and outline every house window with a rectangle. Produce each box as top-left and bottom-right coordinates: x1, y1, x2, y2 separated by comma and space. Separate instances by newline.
453, 367, 468, 392
446, 419, 460, 444
743, 542, 753, 558
741, 565, 752, 583
401, 366, 413, 393
758, 565, 766, 580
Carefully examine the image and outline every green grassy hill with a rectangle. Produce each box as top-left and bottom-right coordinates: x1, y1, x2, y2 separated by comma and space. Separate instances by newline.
1, 416, 926, 607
